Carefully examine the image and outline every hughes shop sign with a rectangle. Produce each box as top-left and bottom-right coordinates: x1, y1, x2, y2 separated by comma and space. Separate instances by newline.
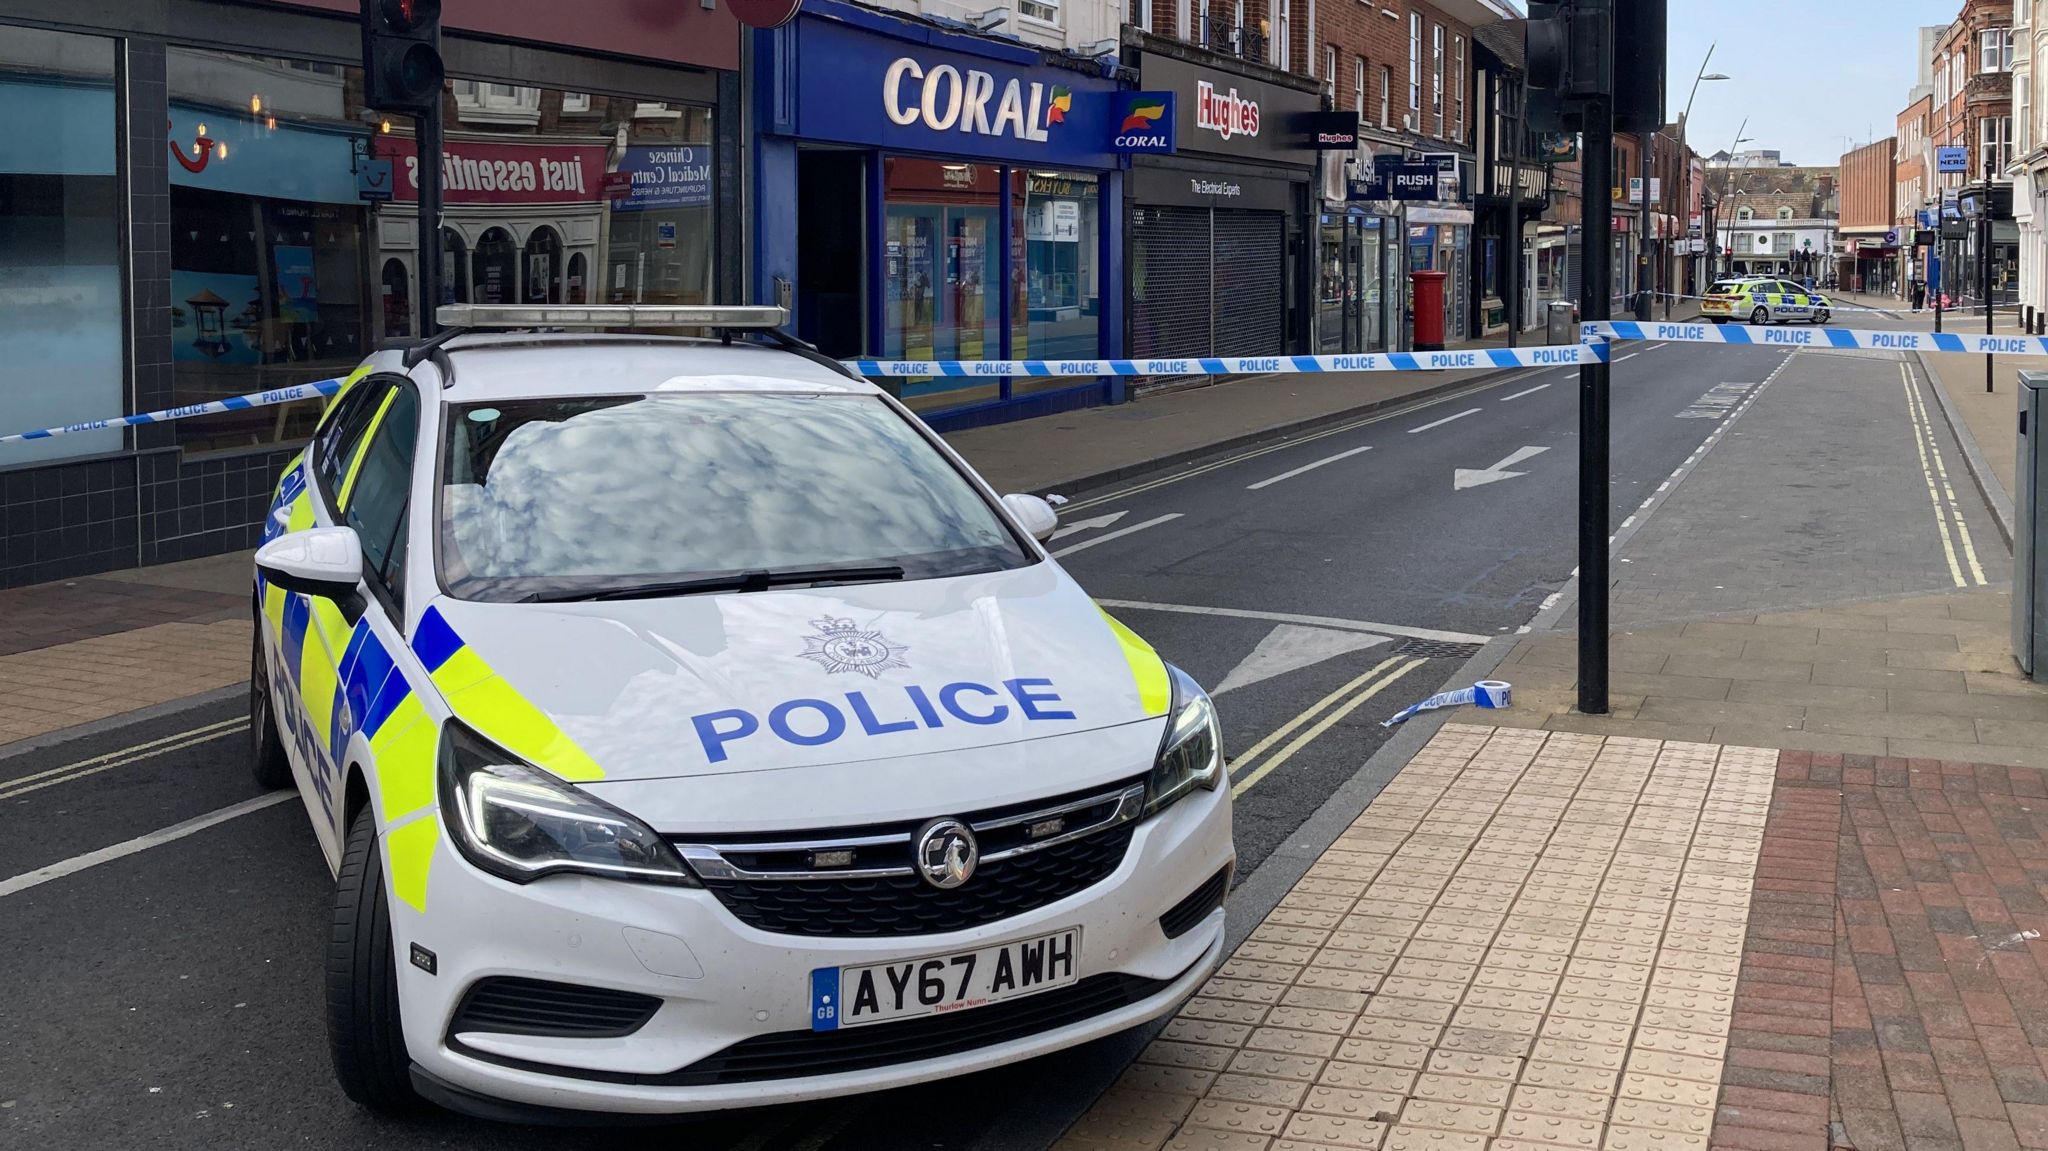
769, 14, 1122, 167
1136, 53, 1320, 165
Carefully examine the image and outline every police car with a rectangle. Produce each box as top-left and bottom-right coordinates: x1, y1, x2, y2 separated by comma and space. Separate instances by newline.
248, 304, 1233, 1118
1698, 277, 1834, 325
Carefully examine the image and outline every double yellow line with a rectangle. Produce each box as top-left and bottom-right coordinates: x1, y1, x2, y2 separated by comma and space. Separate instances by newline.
1899, 364, 1987, 588
0, 717, 245, 801
1229, 656, 1427, 797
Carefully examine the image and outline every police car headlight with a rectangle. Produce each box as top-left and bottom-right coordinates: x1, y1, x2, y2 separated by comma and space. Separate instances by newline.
1144, 664, 1222, 818
437, 720, 697, 886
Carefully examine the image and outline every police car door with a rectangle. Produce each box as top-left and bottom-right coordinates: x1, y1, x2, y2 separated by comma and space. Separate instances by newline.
1776, 281, 1810, 319
301, 377, 422, 868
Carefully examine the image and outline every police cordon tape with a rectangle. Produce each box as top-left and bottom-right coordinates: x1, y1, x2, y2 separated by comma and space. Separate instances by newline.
0, 378, 346, 446
847, 344, 1609, 378
1586, 318, 2048, 355
1, 346, 1614, 445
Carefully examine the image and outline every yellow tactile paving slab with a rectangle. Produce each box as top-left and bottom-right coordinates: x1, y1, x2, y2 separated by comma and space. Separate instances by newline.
1055, 725, 1777, 1151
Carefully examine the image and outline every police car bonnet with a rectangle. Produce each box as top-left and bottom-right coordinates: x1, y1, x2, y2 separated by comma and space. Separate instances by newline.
424, 571, 1162, 781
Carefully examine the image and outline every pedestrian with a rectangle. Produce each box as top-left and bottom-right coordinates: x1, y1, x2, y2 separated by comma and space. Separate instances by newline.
1911, 279, 1926, 311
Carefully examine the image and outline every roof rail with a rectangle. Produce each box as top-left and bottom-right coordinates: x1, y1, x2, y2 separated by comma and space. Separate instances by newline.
433, 304, 789, 330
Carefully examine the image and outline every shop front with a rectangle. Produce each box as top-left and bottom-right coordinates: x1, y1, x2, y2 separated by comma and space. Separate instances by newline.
752, 0, 1124, 428
1318, 207, 1397, 353
0, 0, 739, 586
1127, 43, 1319, 368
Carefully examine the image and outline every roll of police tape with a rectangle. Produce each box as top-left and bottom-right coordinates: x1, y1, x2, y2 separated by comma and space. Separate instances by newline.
1587, 319, 2045, 356
846, 344, 1608, 379
1381, 680, 1513, 728
0, 377, 346, 446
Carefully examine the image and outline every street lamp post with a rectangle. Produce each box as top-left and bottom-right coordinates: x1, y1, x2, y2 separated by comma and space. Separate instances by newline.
1715, 124, 1754, 281
1662, 48, 1729, 317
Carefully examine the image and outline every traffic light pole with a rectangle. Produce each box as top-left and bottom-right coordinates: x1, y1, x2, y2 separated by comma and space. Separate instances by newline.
416, 98, 443, 337
1579, 99, 1613, 715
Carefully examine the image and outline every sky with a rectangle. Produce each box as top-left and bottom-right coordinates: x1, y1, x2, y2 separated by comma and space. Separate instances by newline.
1664, 0, 1963, 166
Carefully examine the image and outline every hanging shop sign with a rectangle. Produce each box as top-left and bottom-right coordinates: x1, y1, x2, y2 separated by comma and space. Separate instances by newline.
1937, 146, 1969, 173
1349, 161, 1438, 201
1111, 92, 1177, 153
1301, 111, 1361, 150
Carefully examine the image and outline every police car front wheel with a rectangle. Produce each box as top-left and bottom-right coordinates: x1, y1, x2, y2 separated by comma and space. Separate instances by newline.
249, 627, 293, 790
327, 806, 419, 1112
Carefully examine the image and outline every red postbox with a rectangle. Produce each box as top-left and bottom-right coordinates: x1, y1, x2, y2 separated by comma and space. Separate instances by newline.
1410, 269, 1448, 351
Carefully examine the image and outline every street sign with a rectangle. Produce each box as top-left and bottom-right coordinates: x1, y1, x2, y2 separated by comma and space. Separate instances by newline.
1938, 145, 1969, 173
355, 159, 394, 202
1885, 229, 1899, 244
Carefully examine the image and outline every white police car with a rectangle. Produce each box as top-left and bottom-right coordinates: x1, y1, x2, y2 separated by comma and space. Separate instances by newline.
248, 304, 1232, 1118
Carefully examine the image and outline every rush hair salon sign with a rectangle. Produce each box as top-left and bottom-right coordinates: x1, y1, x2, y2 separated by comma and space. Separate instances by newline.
1136, 53, 1320, 166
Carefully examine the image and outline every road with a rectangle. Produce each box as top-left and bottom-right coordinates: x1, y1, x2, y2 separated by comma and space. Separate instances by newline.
2, 332, 1986, 1148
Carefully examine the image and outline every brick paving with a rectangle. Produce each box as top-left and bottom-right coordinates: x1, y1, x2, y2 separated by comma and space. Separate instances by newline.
1062, 729, 2048, 1151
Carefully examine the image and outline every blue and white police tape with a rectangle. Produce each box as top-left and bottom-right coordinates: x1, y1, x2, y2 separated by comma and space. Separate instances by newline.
1381, 680, 1513, 727
1587, 319, 2048, 356
847, 344, 1607, 379
0, 377, 346, 446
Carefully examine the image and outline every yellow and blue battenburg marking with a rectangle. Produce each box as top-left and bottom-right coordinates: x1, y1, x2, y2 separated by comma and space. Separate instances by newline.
410, 606, 606, 783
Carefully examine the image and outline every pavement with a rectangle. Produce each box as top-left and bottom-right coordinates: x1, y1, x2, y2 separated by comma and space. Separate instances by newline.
6, 302, 2048, 1150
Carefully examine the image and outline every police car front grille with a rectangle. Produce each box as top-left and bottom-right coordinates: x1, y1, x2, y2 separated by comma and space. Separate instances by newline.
698, 824, 1135, 937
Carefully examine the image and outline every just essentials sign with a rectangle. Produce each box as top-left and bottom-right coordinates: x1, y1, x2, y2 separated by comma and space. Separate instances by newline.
1112, 92, 1176, 153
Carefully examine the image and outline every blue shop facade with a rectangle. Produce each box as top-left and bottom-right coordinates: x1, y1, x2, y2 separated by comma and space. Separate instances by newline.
752, 0, 1129, 429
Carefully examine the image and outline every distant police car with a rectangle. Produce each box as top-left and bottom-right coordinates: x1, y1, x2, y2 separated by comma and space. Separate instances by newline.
1699, 278, 1834, 325
249, 305, 1233, 1118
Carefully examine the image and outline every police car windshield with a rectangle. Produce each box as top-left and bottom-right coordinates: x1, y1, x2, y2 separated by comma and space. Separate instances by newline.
438, 393, 1032, 602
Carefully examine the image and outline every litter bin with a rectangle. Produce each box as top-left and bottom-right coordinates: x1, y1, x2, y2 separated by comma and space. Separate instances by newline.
1546, 300, 1578, 346
2018, 372, 2047, 680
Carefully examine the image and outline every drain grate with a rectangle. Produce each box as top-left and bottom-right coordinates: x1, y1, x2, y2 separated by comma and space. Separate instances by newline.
1391, 637, 1485, 661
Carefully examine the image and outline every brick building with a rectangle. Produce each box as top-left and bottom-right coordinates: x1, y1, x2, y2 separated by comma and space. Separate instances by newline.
1931, 0, 2016, 301
1897, 92, 1936, 294
1838, 137, 1900, 291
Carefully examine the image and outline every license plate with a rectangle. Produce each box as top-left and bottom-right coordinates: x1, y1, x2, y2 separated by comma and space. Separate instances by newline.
809, 927, 1081, 1031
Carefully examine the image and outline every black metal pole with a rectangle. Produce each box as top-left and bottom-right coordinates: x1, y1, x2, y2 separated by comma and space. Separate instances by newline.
1635, 130, 1652, 320
416, 97, 443, 337
1506, 70, 1527, 348
1579, 98, 1613, 716
1985, 210, 1995, 392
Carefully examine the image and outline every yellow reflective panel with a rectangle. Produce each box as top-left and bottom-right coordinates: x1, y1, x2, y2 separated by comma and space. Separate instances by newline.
370, 696, 437, 820
285, 491, 315, 533
385, 813, 439, 914
262, 581, 287, 636
331, 361, 376, 408
1098, 606, 1171, 717
444, 675, 605, 782
297, 631, 340, 751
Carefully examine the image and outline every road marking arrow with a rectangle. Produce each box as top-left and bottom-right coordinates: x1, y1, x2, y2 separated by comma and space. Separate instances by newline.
1049, 510, 1130, 541
1214, 624, 1391, 695
1454, 445, 1549, 491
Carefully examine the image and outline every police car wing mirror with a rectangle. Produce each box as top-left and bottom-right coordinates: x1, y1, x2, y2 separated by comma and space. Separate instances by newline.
256, 526, 366, 609
1002, 493, 1059, 544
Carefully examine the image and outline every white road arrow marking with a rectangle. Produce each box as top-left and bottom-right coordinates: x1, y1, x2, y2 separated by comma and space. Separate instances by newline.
1048, 510, 1130, 540
1213, 623, 1392, 695
1454, 445, 1550, 491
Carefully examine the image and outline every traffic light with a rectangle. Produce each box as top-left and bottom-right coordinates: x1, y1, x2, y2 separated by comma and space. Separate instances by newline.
1612, 0, 1667, 134
1525, 0, 1612, 132
360, 0, 443, 116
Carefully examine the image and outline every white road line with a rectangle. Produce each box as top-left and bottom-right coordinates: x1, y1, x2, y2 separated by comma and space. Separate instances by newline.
1644, 342, 1671, 351
1094, 598, 1491, 645
1245, 445, 1374, 491
1499, 384, 1551, 402
1407, 408, 1481, 434
0, 792, 296, 900
1614, 352, 1641, 363
1050, 513, 1183, 558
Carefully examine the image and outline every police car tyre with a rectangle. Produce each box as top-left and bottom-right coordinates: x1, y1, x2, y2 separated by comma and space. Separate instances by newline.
1750, 306, 1769, 325
327, 807, 419, 1112
249, 625, 294, 790
1815, 310, 1830, 324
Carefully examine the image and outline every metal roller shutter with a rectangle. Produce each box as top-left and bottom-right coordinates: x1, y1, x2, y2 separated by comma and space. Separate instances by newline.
1131, 206, 1212, 358
1211, 210, 1285, 357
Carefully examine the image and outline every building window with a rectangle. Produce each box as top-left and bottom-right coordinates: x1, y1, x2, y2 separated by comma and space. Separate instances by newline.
1736, 206, 1753, 221
1453, 35, 1465, 142
1983, 114, 2014, 170
1408, 13, 1421, 121
0, 26, 121, 467
1019, 0, 1060, 26
453, 80, 543, 125
1776, 206, 1794, 221
1382, 64, 1393, 127
1355, 56, 1366, 117
1325, 45, 1337, 97
1276, 0, 1291, 70
560, 92, 591, 114
1130, 0, 1152, 33
1982, 27, 2013, 72
1431, 24, 1445, 135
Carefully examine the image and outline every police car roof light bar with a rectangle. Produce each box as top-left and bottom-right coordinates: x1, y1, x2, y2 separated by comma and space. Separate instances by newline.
434, 304, 790, 330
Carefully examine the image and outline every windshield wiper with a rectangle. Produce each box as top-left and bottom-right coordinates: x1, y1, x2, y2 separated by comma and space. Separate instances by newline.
529, 565, 906, 603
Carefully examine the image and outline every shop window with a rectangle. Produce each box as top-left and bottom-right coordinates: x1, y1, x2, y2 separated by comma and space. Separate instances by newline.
0, 26, 121, 466
883, 157, 1001, 410
441, 228, 469, 306
1020, 0, 1060, 25
1014, 170, 1100, 395
523, 225, 564, 303
566, 252, 588, 303
472, 227, 517, 304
